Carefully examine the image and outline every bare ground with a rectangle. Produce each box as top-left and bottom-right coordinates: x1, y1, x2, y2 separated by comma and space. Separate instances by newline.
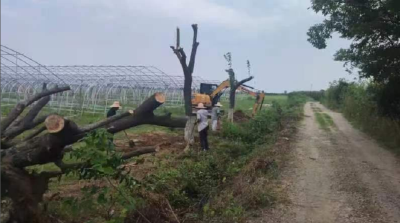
249, 102, 400, 223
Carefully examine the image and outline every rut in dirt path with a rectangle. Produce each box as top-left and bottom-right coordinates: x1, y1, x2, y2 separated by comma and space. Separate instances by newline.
250, 102, 400, 223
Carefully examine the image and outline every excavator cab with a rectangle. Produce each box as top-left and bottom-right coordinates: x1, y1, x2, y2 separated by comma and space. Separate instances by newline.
192, 80, 230, 109
199, 83, 218, 95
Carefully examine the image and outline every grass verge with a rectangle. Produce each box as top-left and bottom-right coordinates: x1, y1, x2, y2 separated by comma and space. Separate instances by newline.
42, 94, 306, 223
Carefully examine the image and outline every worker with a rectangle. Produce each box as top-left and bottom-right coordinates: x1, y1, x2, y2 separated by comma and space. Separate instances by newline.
196, 103, 209, 151
211, 102, 223, 131
107, 101, 122, 144
107, 101, 122, 118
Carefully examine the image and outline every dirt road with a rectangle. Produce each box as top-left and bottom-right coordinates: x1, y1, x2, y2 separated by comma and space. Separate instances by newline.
251, 102, 400, 223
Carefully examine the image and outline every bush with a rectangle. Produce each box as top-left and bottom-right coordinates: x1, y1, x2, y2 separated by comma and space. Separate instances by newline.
323, 79, 400, 152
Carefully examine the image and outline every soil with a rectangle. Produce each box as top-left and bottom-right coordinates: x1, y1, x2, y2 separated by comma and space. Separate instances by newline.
249, 102, 400, 223
116, 131, 185, 155
234, 110, 250, 122
117, 131, 186, 180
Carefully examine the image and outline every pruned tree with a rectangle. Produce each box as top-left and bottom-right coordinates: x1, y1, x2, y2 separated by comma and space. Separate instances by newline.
223, 53, 254, 122
0, 86, 186, 223
170, 24, 200, 146
226, 68, 254, 122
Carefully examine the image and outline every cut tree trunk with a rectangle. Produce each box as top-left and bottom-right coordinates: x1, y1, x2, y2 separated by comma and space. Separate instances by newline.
2, 165, 51, 223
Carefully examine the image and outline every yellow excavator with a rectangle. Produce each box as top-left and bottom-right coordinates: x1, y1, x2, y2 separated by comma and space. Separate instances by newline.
191, 80, 265, 116
191, 80, 230, 108
237, 85, 266, 116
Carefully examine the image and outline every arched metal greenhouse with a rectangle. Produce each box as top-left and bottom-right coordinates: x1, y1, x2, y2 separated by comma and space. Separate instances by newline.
1, 45, 220, 116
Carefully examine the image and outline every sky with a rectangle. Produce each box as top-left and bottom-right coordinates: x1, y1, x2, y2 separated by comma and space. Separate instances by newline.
1, 0, 353, 93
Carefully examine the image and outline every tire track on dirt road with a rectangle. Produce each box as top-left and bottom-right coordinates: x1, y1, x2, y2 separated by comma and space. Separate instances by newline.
249, 102, 400, 223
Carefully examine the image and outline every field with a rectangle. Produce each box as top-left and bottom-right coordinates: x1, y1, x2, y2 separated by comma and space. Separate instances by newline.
0, 95, 287, 138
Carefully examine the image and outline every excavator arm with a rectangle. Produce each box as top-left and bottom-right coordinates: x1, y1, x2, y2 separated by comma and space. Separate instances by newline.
252, 92, 265, 116
237, 86, 266, 116
209, 80, 230, 98
237, 85, 257, 97
192, 79, 261, 110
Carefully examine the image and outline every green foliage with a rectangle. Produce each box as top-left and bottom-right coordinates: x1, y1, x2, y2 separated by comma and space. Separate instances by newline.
52, 129, 142, 223
47, 94, 307, 222
69, 130, 135, 186
49, 185, 141, 223
220, 95, 307, 145
291, 90, 325, 101
323, 79, 400, 152
307, 0, 400, 117
323, 79, 350, 110
221, 109, 280, 145
314, 112, 335, 131
139, 95, 306, 221
315, 112, 329, 130
143, 145, 249, 209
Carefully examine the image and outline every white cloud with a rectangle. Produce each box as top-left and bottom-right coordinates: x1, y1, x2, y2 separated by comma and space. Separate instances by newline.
71, 0, 282, 31
2, 0, 351, 92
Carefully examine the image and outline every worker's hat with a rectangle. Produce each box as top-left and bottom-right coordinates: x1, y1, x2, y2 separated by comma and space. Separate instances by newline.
196, 103, 206, 109
215, 102, 223, 107
110, 101, 122, 108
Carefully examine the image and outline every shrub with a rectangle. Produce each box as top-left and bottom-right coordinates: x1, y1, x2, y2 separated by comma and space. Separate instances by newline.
323, 79, 400, 152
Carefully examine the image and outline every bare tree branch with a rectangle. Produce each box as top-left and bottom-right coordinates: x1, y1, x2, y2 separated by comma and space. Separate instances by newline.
188, 24, 199, 74
24, 126, 46, 141
3, 115, 48, 140
1, 86, 70, 133
21, 96, 50, 124
54, 146, 157, 172
79, 110, 134, 133
235, 76, 254, 90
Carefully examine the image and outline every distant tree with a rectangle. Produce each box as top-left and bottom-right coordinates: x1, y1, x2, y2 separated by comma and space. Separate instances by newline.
307, 0, 400, 117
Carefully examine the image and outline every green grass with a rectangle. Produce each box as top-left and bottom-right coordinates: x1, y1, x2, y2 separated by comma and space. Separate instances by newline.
314, 112, 335, 131
43, 93, 305, 223
8, 94, 289, 201
220, 95, 287, 115
322, 113, 335, 127
315, 112, 329, 130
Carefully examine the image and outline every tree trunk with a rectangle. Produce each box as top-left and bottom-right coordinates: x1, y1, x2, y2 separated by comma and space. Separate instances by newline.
184, 116, 196, 146
170, 24, 199, 147
228, 69, 236, 123
228, 108, 234, 122
2, 166, 51, 223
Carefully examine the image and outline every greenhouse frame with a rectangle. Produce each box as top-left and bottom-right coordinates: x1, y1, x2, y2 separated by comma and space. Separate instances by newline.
1, 45, 221, 116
